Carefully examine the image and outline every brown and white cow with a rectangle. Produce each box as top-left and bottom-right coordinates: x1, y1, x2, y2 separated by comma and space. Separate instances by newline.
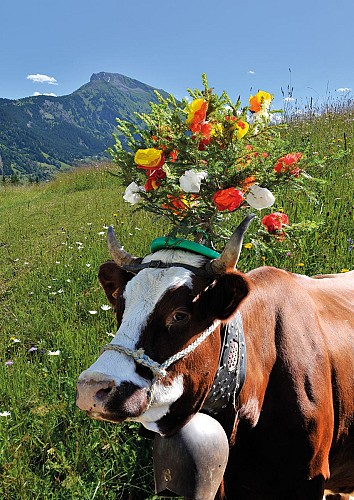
76, 217, 354, 499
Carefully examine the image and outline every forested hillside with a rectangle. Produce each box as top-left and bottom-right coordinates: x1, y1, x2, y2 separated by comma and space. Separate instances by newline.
0, 72, 168, 179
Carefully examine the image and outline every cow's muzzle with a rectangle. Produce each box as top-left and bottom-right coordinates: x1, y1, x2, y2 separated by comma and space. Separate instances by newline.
76, 370, 148, 421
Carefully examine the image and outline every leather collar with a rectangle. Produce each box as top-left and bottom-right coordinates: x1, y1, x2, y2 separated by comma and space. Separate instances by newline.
202, 311, 246, 416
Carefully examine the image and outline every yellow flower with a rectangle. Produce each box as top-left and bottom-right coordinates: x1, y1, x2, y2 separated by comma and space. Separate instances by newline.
134, 148, 164, 169
296, 263, 305, 267
244, 242, 253, 249
234, 120, 249, 139
341, 268, 349, 273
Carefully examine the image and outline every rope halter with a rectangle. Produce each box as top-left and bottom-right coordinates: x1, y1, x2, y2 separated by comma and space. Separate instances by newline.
100, 320, 221, 416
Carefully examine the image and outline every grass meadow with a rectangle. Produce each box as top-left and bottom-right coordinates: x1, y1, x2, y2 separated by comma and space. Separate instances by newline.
1, 109, 353, 499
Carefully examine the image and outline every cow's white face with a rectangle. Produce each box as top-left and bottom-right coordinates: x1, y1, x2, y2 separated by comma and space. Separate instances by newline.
76, 251, 206, 434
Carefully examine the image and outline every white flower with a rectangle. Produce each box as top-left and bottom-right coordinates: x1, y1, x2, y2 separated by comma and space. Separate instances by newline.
89, 310, 98, 315
0, 411, 11, 417
246, 184, 275, 210
48, 350, 60, 356
100, 304, 111, 311
123, 182, 145, 205
179, 170, 207, 193
98, 231, 105, 236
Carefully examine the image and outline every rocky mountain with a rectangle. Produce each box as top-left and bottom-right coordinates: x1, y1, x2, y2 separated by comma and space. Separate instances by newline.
0, 72, 168, 179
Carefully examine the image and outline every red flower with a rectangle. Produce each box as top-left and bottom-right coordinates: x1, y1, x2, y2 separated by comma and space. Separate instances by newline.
212, 188, 244, 212
144, 168, 166, 192
169, 150, 178, 162
274, 153, 302, 177
262, 212, 289, 234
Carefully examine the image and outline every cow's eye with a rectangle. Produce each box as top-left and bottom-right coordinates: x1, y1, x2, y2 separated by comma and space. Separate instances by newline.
167, 310, 191, 327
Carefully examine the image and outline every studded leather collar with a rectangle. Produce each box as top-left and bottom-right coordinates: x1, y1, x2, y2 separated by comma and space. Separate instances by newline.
202, 311, 246, 416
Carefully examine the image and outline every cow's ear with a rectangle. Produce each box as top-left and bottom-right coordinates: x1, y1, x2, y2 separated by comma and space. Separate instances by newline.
98, 261, 133, 306
194, 273, 250, 321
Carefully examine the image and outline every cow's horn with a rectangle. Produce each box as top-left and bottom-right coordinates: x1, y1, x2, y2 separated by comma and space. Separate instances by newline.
211, 214, 256, 274
107, 226, 139, 267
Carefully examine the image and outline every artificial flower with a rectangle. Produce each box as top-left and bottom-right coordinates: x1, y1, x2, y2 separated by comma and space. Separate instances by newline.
212, 188, 244, 212
179, 170, 208, 193
185, 98, 207, 130
274, 153, 302, 177
134, 148, 165, 169
242, 176, 257, 190
234, 120, 249, 139
144, 168, 166, 192
262, 212, 289, 234
162, 194, 192, 216
169, 150, 178, 162
249, 91, 273, 113
123, 182, 145, 205
246, 184, 275, 210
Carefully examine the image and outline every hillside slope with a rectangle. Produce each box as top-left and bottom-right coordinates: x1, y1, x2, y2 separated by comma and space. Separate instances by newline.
0, 72, 168, 179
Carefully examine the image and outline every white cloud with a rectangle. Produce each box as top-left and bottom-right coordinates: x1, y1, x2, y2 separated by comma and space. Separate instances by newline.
336, 87, 351, 93
33, 92, 57, 97
27, 74, 58, 85
284, 97, 295, 102
248, 70, 255, 75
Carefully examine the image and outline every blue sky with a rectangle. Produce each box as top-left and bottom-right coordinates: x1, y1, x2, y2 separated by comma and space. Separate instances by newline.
1, 0, 353, 110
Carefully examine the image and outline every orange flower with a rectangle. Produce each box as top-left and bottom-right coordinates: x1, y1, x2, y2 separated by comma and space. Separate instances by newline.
169, 150, 178, 162
212, 188, 244, 212
185, 99, 207, 129
242, 176, 257, 191
162, 194, 197, 216
249, 91, 273, 113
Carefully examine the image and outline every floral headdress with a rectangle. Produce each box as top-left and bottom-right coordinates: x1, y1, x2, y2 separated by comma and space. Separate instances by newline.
109, 75, 320, 250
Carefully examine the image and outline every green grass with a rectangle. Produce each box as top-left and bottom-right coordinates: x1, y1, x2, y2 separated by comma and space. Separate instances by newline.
0, 108, 354, 499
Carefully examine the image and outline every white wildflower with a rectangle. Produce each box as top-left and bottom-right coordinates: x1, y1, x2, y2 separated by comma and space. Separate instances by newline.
48, 350, 60, 356
101, 304, 111, 311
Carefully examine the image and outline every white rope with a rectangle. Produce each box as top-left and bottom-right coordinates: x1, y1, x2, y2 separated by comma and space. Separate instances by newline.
100, 320, 221, 417
100, 320, 221, 379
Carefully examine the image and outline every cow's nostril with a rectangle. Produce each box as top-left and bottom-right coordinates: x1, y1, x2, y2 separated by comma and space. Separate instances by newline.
96, 386, 113, 402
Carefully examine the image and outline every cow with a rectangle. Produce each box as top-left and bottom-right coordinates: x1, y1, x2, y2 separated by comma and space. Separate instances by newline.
76, 216, 354, 499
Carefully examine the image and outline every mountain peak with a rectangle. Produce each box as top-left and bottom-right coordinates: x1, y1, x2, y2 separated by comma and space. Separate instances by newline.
89, 72, 154, 92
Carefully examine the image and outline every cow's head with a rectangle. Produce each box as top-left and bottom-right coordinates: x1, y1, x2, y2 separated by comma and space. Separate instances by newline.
76, 216, 253, 436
